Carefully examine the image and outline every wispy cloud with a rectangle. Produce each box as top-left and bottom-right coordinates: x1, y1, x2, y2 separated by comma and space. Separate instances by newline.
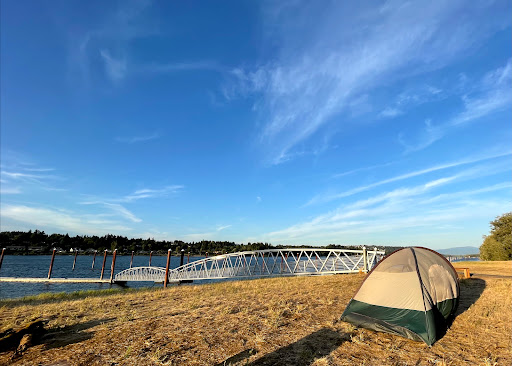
1, 171, 55, 183
226, 1, 509, 164
115, 132, 160, 143
138, 60, 223, 74
332, 161, 397, 179
80, 201, 142, 223
0, 186, 22, 195
307, 150, 511, 206
70, 0, 156, 84
181, 224, 234, 241
77, 184, 183, 225
100, 49, 127, 82
380, 108, 403, 118
216, 225, 232, 231
400, 59, 512, 152
70, 1, 222, 85
265, 177, 511, 244
23, 167, 55, 172
0, 155, 62, 192
0, 204, 133, 235
121, 185, 184, 202
380, 85, 444, 119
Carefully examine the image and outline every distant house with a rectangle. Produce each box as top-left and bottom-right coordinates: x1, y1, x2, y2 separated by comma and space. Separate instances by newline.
6, 245, 25, 251
28, 246, 46, 253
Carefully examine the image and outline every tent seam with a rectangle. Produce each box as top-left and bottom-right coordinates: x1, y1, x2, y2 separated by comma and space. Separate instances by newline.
411, 247, 433, 346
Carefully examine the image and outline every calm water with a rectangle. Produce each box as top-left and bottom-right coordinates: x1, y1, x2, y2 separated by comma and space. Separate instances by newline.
0, 254, 203, 300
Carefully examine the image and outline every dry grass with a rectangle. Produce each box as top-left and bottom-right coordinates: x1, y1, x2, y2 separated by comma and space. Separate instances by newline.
455, 261, 512, 277
0, 265, 510, 366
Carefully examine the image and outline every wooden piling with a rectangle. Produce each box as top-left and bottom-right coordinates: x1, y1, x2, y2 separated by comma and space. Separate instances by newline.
187, 252, 190, 264
72, 249, 78, 270
48, 248, 56, 279
164, 249, 171, 288
100, 250, 107, 280
109, 249, 117, 283
205, 252, 208, 259
180, 249, 185, 266
149, 251, 153, 266
0, 248, 5, 270
91, 250, 97, 269
130, 251, 134, 268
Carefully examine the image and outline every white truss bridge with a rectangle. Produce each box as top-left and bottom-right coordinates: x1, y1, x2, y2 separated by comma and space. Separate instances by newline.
114, 248, 385, 283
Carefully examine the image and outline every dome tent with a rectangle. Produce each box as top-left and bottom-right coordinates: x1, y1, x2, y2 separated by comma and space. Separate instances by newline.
341, 247, 459, 346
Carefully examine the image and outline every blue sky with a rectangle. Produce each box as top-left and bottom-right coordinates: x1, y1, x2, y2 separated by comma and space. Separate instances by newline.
1, 0, 511, 249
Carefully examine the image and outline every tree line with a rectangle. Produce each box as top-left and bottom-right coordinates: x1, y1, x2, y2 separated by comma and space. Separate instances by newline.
0, 231, 383, 255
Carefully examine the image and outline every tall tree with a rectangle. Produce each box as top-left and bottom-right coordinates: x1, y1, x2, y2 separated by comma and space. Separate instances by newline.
480, 212, 512, 260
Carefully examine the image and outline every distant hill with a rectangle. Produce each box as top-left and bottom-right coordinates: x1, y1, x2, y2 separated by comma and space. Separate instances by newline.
437, 246, 480, 255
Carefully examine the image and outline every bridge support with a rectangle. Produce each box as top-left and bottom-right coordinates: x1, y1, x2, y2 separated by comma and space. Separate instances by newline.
72, 249, 78, 270
110, 249, 117, 283
100, 250, 107, 280
48, 248, 56, 279
0, 248, 5, 270
91, 250, 97, 269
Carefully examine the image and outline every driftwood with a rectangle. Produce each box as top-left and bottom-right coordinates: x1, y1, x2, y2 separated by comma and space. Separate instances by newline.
0, 319, 47, 356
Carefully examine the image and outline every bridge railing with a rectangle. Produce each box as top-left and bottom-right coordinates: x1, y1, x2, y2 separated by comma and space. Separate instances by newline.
114, 266, 166, 282
114, 248, 385, 283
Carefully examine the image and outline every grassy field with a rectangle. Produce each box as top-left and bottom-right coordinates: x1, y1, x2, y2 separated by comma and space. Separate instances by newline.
0, 261, 510, 365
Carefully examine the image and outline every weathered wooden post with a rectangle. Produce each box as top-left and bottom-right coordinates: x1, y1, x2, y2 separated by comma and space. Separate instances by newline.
91, 250, 97, 269
100, 250, 108, 280
109, 249, 117, 283
72, 249, 78, 270
180, 249, 185, 266
130, 251, 134, 268
48, 248, 56, 279
205, 252, 208, 259
149, 251, 153, 266
164, 249, 171, 288
0, 248, 5, 270
363, 246, 368, 273
187, 252, 190, 264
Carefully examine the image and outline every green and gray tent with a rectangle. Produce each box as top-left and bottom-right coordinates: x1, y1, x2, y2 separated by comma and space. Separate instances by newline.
341, 247, 459, 346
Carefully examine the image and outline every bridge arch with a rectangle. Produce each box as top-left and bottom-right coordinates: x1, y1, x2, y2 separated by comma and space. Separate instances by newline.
114, 266, 167, 282
114, 248, 385, 283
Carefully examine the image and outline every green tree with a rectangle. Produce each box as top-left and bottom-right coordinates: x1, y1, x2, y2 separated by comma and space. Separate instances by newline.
480, 212, 512, 260
480, 236, 507, 261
